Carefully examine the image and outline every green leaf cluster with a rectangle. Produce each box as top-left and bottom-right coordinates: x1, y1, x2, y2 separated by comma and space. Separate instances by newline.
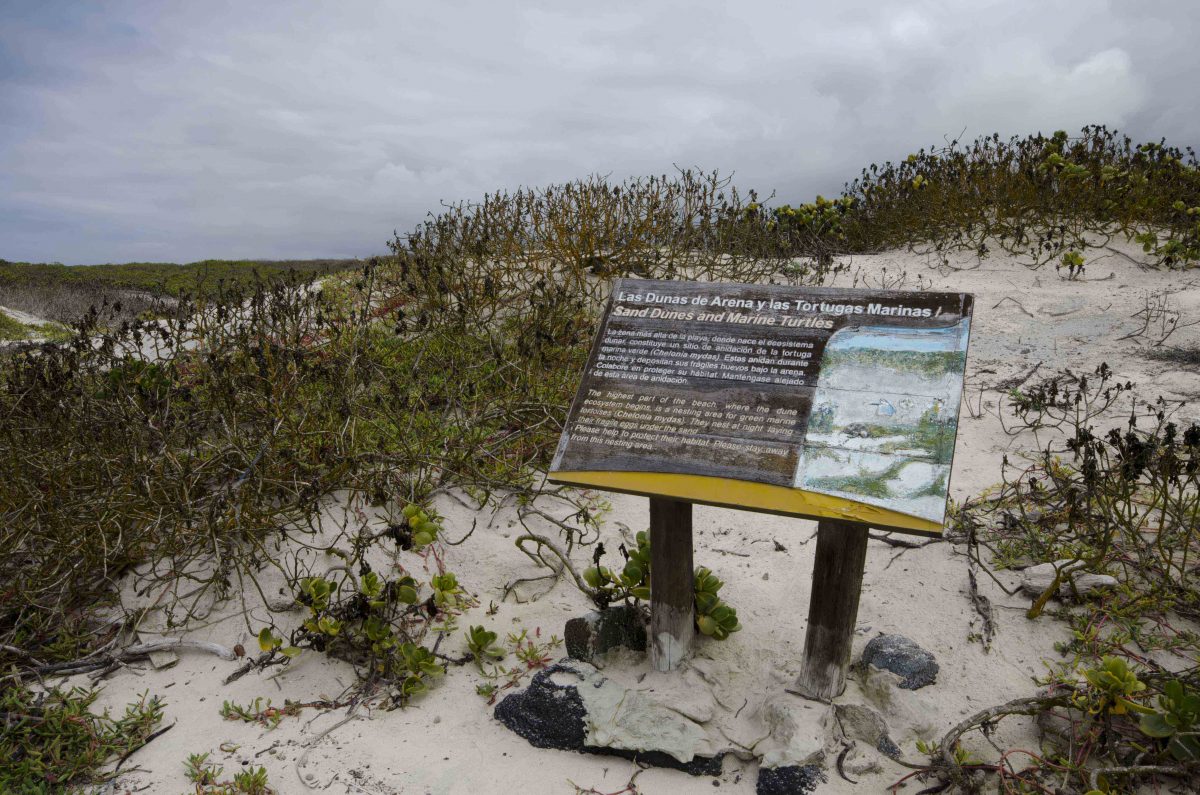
694, 566, 741, 640
254, 544, 462, 704
583, 530, 652, 600
466, 625, 505, 664
395, 642, 443, 698
430, 572, 463, 608
1075, 656, 1149, 716
1140, 680, 1200, 762
402, 503, 442, 549
583, 532, 741, 641
0, 685, 163, 792
185, 750, 275, 794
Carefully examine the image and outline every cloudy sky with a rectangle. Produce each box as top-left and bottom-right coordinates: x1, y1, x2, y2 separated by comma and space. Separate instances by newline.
1, 1, 1196, 264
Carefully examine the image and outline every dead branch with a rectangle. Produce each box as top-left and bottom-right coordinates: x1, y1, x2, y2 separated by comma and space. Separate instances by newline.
1089, 763, 1199, 791
509, 532, 600, 603
36, 638, 237, 677
114, 720, 176, 772
938, 693, 1071, 774
992, 296, 1034, 318
966, 567, 995, 652
223, 649, 284, 685
993, 361, 1043, 392
869, 532, 940, 549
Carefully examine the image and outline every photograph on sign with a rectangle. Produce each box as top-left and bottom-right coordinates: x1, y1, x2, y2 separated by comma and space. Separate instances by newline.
549, 278, 974, 534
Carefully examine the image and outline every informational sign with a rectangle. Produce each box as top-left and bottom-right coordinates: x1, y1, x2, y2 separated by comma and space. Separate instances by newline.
549, 279, 974, 535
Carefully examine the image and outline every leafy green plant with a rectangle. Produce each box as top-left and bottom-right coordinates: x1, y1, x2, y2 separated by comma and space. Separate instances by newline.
581, 533, 740, 640
239, 500, 477, 706
185, 751, 275, 794
583, 530, 652, 602
693, 567, 741, 640
1059, 249, 1086, 279
466, 625, 505, 665
430, 572, 464, 608
395, 641, 444, 699
0, 684, 163, 792
953, 376, 1200, 792
471, 627, 563, 703
838, 126, 1200, 271
400, 503, 442, 549
770, 194, 856, 262
1075, 656, 1149, 716
257, 559, 463, 704
256, 627, 300, 659
914, 737, 981, 766
1140, 680, 1200, 762
220, 697, 302, 730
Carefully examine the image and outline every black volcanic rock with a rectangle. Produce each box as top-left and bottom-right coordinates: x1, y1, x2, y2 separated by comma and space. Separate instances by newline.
860, 634, 938, 690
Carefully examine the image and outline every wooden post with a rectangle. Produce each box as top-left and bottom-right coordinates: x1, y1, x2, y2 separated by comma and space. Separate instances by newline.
648, 496, 694, 672
793, 519, 870, 701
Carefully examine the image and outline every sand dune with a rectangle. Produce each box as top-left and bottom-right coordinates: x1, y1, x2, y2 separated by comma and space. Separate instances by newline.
77, 241, 1200, 794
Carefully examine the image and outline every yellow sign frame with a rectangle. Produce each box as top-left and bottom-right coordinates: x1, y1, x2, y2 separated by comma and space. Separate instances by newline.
549, 470, 943, 537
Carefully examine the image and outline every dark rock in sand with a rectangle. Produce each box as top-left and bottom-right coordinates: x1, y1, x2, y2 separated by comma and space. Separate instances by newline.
756, 764, 825, 795
494, 664, 589, 751
564, 604, 646, 662
860, 634, 938, 690
494, 663, 723, 776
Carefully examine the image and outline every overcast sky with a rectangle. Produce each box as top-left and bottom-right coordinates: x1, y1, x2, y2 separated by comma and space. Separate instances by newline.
1, 1, 1196, 265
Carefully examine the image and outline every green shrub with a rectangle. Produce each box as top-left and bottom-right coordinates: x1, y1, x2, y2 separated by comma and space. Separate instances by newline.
1140, 680, 1200, 763
0, 684, 163, 792
834, 126, 1200, 269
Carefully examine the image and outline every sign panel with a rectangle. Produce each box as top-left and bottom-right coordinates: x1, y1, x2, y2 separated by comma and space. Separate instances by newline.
549, 279, 974, 536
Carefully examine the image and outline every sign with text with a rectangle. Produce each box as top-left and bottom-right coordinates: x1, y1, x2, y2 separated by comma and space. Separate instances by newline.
549, 279, 974, 535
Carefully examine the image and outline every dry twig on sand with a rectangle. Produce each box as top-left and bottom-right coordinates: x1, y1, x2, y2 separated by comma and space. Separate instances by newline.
30, 639, 236, 679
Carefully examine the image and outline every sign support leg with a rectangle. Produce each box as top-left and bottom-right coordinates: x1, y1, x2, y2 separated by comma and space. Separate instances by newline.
648, 496, 694, 672
794, 519, 870, 701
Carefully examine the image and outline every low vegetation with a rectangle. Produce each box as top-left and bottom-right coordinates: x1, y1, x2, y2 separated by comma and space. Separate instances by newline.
822, 125, 1200, 271
933, 368, 1200, 792
0, 257, 362, 325
1, 126, 1197, 791
184, 751, 274, 794
0, 686, 164, 792
0, 309, 71, 343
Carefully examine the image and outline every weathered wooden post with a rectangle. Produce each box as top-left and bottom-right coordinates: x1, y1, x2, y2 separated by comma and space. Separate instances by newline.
648, 496, 694, 671
793, 518, 870, 700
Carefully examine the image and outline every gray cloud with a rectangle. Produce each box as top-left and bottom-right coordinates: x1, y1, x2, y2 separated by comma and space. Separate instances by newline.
1, 0, 1196, 264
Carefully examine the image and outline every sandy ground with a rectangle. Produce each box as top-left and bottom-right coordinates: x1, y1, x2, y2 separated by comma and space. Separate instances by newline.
74, 242, 1200, 794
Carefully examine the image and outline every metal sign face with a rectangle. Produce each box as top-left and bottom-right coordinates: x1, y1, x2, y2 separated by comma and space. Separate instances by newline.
549, 279, 974, 536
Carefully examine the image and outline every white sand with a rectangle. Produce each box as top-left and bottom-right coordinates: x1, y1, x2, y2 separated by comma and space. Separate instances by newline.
75, 241, 1200, 794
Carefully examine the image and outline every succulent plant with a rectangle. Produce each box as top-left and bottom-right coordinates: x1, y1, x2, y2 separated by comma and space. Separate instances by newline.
1140, 680, 1200, 762
582, 565, 614, 589
1077, 656, 1148, 716
466, 625, 505, 663
430, 572, 462, 608
403, 503, 442, 549
395, 642, 443, 698
693, 567, 740, 640
299, 576, 334, 612
390, 574, 419, 605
